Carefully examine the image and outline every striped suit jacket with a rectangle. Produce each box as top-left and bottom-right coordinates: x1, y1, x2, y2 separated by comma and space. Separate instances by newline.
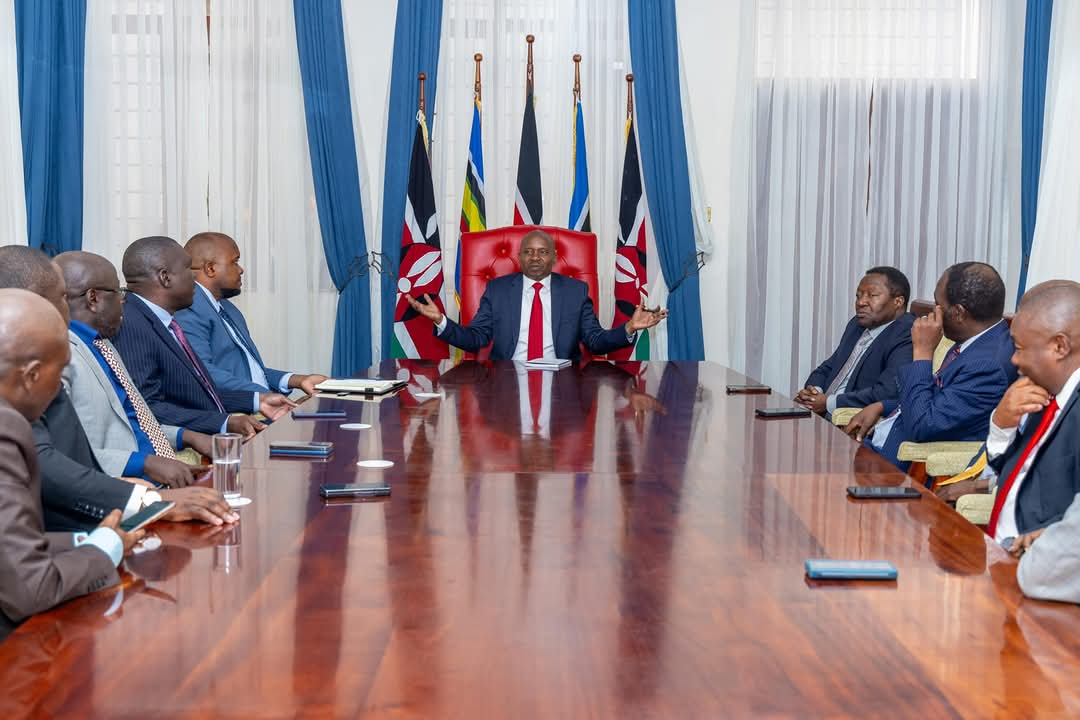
113, 295, 254, 434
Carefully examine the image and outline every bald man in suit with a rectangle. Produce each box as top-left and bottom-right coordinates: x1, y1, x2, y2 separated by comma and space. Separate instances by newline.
0, 289, 143, 642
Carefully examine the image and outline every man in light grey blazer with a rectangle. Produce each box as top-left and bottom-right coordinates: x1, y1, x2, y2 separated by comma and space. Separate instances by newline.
53, 252, 239, 527
0, 288, 144, 642
1013, 492, 1080, 604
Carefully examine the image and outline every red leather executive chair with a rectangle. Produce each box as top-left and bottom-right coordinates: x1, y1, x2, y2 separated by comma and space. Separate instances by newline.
458, 225, 599, 360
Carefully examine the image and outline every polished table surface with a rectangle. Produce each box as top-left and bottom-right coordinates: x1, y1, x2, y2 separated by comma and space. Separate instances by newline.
2, 360, 1080, 718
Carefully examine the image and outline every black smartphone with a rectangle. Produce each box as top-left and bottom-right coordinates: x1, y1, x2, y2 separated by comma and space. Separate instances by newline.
726, 384, 772, 394
754, 407, 812, 419
291, 410, 347, 419
846, 486, 922, 499
119, 501, 175, 532
319, 483, 391, 499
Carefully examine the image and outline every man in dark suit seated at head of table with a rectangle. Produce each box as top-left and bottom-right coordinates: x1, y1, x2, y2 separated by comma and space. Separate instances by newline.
794, 266, 914, 418
175, 232, 327, 395
404, 229, 667, 360
963, 281, 1080, 566
0, 288, 145, 643
0, 245, 236, 532
846, 262, 1017, 471
111, 236, 296, 438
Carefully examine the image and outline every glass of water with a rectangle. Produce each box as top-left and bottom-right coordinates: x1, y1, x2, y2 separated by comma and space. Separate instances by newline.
212, 433, 242, 500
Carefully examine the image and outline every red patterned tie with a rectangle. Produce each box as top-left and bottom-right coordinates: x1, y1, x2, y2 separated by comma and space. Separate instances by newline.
987, 397, 1059, 538
527, 282, 544, 360
169, 319, 226, 412
92, 338, 176, 459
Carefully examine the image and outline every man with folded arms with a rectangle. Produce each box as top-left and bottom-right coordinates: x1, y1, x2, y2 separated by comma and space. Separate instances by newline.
973, 281, 1080, 557
0, 246, 237, 532
795, 266, 914, 417
0, 288, 145, 642
112, 236, 295, 436
177, 232, 326, 395
846, 262, 1016, 470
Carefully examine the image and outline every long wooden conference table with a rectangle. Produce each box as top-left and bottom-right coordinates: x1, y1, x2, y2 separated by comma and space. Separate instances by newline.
2, 360, 1079, 717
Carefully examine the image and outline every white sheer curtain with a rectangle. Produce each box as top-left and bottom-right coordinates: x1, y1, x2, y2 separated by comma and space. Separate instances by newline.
433, 0, 656, 333
0, 0, 27, 247
1026, 0, 1080, 289
83, 0, 209, 265
736, 0, 1024, 394
207, 0, 336, 375
341, 0, 399, 364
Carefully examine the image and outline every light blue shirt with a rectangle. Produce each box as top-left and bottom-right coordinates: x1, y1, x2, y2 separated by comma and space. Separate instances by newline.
73, 528, 124, 567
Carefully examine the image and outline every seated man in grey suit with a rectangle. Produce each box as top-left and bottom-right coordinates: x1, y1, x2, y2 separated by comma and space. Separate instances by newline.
0, 245, 237, 532
54, 251, 239, 526
1013, 491, 1080, 604
176, 232, 326, 394
0, 288, 143, 642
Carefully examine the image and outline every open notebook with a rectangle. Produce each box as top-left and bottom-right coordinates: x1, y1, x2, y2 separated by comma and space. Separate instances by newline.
313, 378, 408, 395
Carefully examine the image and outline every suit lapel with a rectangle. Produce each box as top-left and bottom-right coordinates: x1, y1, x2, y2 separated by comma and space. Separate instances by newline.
223, 300, 265, 367
132, 295, 207, 387
549, 274, 564, 342
507, 274, 523, 344
69, 334, 128, 423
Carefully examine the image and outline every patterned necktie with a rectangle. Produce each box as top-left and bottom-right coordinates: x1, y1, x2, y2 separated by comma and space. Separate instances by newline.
825, 330, 874, 396
987, 398, 1059, 538
934, 345, 963, 387
92, 338, 177, 459
169, 319, 226, 412
527, 282, 544, 360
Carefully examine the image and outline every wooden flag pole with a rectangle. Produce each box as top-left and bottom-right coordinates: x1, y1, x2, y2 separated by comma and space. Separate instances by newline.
626, 73, 634, 119
573, 54, 582, 102
418, 72, 427, 116
473, 53, 483, 103
526, 34, 535, 90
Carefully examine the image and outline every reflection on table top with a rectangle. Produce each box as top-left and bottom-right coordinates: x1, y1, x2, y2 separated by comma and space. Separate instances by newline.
1, 360, 1078, 718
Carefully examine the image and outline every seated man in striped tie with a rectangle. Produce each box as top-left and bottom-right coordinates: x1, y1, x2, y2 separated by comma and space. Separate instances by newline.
112, 237, 295, 437
845, 262, 1017, 471
175, 232, 326, 395
0, 245, 236, 532
794, 266, 914, 418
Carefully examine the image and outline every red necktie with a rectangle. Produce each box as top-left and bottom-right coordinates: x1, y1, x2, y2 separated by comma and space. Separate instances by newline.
987, 397, 1059, 538
169, 319, 226, 412
527, 281, 544, 360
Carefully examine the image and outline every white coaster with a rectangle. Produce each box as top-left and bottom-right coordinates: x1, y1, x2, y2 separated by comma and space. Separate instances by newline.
356, 459, 394, 469
339, 423, 371, 430
413, 392, 443, 399
227, 496, 253, 507
132, 535, 162, 554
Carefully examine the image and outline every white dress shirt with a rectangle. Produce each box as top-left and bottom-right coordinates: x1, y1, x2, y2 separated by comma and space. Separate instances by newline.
990, 366, 1080, 543
512, 275, 554, 361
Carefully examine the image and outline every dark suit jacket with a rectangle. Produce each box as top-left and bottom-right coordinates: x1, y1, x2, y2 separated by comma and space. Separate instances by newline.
989, 389, 1080, 535
32, 391, 136, 532
874, 321, 1017, 469
113, 294, 254, 434
437, 273, 632, 361
174, 286, 287, 393
804, 313, 914, 408
0, 399, 119, 643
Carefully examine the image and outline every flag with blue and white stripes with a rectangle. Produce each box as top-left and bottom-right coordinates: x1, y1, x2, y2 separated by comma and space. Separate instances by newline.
568, 98, 591, 232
